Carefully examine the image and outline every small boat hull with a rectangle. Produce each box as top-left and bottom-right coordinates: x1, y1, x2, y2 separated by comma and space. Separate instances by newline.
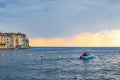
80, 56, 94, 60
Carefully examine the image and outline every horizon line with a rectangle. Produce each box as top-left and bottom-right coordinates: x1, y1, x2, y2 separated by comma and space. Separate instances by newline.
31, 46, 120, 47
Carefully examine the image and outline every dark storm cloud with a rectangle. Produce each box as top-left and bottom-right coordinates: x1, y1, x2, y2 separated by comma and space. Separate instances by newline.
0, 0, 120, 38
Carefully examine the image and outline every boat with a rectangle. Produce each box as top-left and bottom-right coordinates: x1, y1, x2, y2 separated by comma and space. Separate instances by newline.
80, 55, 94, 60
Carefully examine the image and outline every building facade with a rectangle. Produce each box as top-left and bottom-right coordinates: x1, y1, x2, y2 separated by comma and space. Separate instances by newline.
0, 32, 29, 49
0, 33, 6, 49
5, 33, 11, 49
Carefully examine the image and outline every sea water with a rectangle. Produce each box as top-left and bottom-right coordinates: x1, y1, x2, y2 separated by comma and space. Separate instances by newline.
0, 47, 120, 80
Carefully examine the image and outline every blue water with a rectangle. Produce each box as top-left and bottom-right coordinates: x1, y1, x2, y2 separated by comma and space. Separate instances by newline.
0, 47, 120, 80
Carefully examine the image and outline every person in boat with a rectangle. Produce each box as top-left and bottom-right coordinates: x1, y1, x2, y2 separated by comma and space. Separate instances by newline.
80, 52, 90, 59
82, 52, 89, 56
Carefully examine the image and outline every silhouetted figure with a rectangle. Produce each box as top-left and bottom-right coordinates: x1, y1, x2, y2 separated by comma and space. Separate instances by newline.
80, 52, 90, 59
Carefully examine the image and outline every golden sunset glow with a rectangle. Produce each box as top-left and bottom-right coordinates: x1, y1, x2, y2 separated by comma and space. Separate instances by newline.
30, 30, 120, 47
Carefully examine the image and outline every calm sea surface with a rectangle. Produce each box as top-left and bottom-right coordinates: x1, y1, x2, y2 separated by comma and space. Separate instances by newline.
0, 47, 120, 80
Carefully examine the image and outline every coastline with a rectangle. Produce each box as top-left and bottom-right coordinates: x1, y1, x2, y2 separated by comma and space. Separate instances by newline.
0, 47, 31, 50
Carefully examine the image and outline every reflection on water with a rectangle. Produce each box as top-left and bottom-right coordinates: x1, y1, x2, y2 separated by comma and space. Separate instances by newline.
0, 47, 120, 80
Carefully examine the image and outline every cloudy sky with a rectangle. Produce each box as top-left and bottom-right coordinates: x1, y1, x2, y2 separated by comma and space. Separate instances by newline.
0, 0, 120, 46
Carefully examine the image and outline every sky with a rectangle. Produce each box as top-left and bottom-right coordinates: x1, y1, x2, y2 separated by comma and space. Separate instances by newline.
0, 0, 120, 46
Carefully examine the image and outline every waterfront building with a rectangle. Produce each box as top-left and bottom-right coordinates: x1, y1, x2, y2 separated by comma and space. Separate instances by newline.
17, 33, 25, 48
10, 33, 16, 48
25, 38, 29, 48
0, 33, 6, 49
0, 32, 29, 49
5, 33, 11, 49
